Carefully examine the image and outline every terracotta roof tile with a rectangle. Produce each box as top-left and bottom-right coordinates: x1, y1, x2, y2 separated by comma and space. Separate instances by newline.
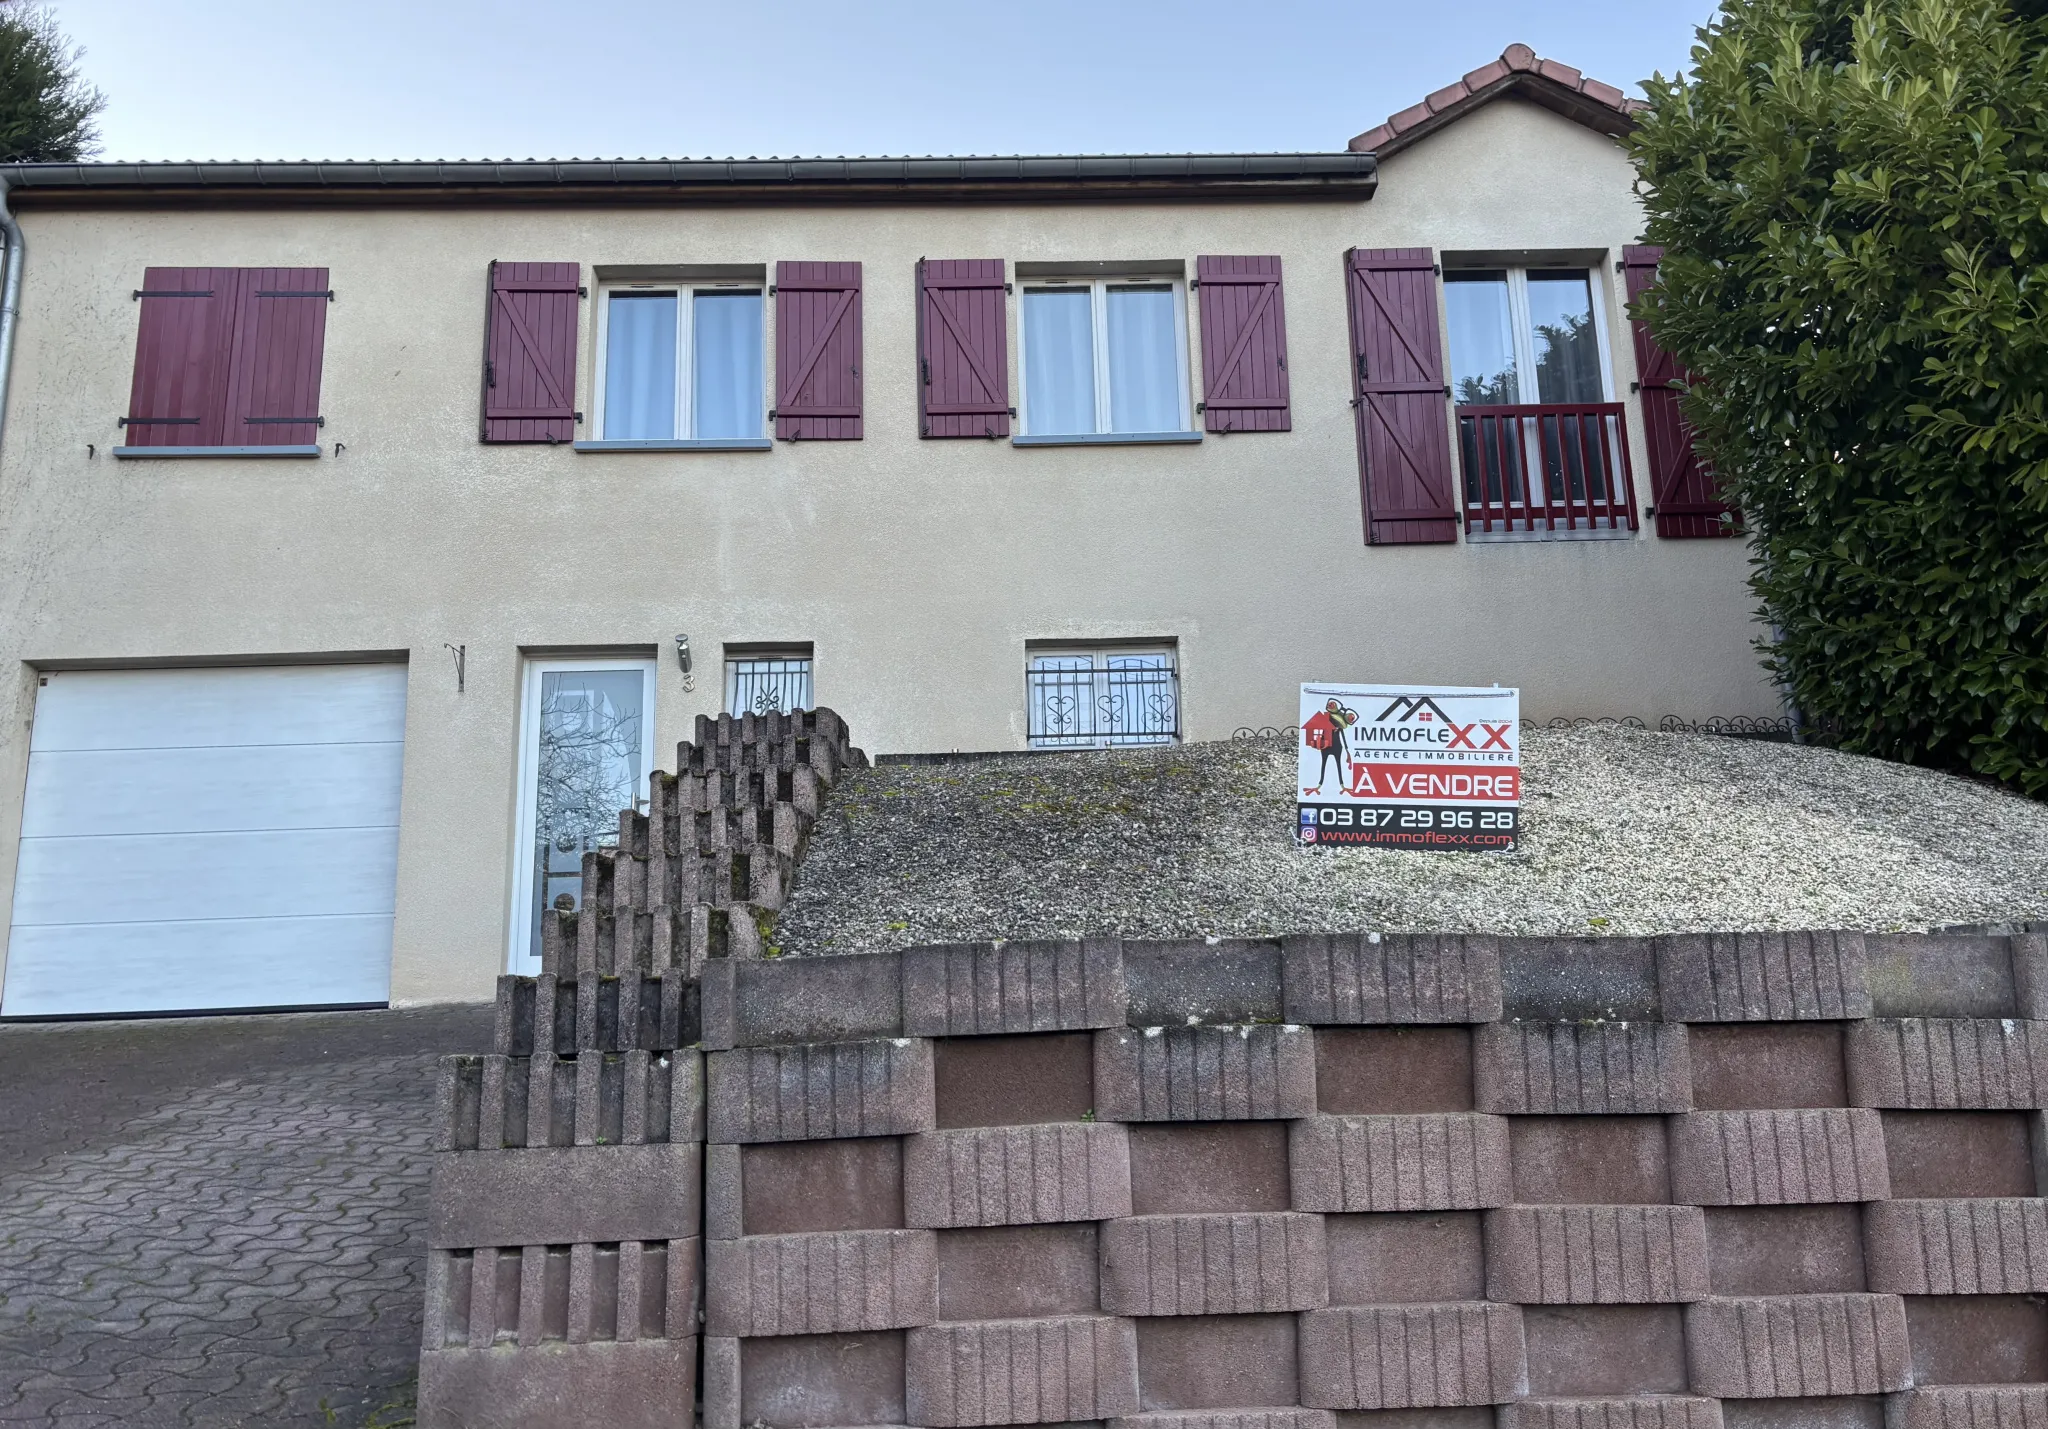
1347, 44, 1642, 157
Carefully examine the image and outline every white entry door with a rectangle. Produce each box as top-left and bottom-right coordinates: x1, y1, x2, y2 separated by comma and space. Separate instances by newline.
2, 664, 408, 1018
509, 658, 656, 975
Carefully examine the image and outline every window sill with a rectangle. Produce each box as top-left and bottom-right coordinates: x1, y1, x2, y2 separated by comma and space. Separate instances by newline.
571, 438, 772, 453
112, 445, 321, 459
1463, 523, 1637, 543
1011, 431, 1202, 448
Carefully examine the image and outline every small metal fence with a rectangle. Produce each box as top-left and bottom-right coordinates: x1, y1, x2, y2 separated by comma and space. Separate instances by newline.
1457, 401, 1639, 536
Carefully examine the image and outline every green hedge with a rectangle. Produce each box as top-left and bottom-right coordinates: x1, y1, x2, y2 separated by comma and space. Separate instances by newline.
1630, 0, 2048, 791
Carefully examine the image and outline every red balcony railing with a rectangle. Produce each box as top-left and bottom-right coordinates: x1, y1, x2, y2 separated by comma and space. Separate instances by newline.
1456, 402, 1639, 536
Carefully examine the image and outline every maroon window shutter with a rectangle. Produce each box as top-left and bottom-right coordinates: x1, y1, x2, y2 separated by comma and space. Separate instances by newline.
123, 266, 241, 447
917, 259, 1010, 439
483, 261, 581, 444
1623, 246, 1733, 538
223, 267, 330, 448
1195, 255, 1289, 433
1345, 248, 1458, 544
775, 261, 862, 441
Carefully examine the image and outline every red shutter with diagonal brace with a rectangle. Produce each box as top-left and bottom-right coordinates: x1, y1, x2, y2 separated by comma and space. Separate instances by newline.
1345, 248, 1458, 544
483, 261, 581, 444
123, 267, 242, 447
223, 267, 330, 448
1196, 255, 1290, 433
775, 262, 862, 441
917, 259, 1010, 439
1623, 246, 1733, 538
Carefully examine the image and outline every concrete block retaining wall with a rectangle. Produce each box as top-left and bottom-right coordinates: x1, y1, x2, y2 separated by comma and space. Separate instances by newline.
414, 712, 2048, 1428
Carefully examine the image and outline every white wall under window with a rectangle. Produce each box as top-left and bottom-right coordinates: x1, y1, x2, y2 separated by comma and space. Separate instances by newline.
1019, 277, 1192, 437
595, 282, 764, 441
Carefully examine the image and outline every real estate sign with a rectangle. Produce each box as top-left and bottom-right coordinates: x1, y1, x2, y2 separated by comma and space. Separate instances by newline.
1297, 683, 1521, 852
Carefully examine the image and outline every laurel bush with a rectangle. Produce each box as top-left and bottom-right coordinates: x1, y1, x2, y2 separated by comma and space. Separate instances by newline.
1630, 0, 2048, 792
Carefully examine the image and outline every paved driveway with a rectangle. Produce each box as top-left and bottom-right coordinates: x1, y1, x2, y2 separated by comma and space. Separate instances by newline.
0, 1004, 493, 1427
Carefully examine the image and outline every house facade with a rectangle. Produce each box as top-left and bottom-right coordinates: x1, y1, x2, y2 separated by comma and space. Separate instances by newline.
0, 48, 1765, 1017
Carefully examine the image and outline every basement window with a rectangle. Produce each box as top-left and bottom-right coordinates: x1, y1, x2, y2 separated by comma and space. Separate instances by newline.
725, 645, 813, 716
1026, 645, 1180, 749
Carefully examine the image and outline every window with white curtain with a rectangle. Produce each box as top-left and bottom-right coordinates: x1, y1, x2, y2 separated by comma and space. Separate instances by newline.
597, 283, 764, 440
1020, 277, 1191, 437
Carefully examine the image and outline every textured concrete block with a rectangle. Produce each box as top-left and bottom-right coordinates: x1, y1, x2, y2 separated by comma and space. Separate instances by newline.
1683, 1294, 1910, 1397
1298, 1302, 1526, 1408
1723, 1398, 1883, 1429
1864, 1198, 2048, 1293
1112, 1411, 1335, 1429
1510, 1118, 1671, 1205
1316, 1027, 1475, 1114
2015, 933, 2048, 1021
1096, 1026, 1316, 1122
905, 1122, 1132, 1228
1484, 1206, 1709, 1304
1134, 1313, 1299, 1410
1658, 932, 1872, 1022
1327, 1211, 1485, 1304
1124, 940, 1285, 1026
1690, 1025, 1848, 1111
935, 1032, 1095, 1128
1867, 935, 2020, 1019
1669, 1110, 1889, 1206
1904, 1293, 2048, 1385
1476, 1024, 1689, 1114
937, 1224, 1100, 1321
707, 1038, 934, 1143
1704, 1206, 1869, 1295
426, 1240, 698, 1350
1846, 1020, 2048, 1108
1883, 1111, 2037, 1198
428, 1143, 702, 1248
741, 1137, 905, 1234
1522, 1306, 1688, 1397
1888, 1386, 2048, 1429
707, 1142, 742, 1240
704, 1229, 936, 1336
903, 939, 1126, 1035
906, 1315, 1141, 1426
729, 1329, 909, 1429
1290, 1114, 1511, 1212
1099, 1212, 1327, 1315
1505, 1399, 1723, 1429
1281, 933, 1503, 1025
417, 1337, 696, 1429
1131, 1123, 1291, 1213
1501, 940, 1662, 1022
700, 951, 905, 1050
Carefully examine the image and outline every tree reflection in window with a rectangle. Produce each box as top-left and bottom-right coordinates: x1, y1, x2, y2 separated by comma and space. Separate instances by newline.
530, 670, 644, 958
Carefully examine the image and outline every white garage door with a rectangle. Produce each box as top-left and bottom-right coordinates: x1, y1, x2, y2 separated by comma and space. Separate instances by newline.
3, 664, 407, 1018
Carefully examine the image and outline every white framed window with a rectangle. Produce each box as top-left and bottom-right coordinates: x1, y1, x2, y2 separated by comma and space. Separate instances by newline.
725, 646, 813, 716
1443, 267, 1614, 407
595, 281, 765, 441
1019, 277, 1193, 437
508, 656, 657, 974
1027, 645, 1180, 749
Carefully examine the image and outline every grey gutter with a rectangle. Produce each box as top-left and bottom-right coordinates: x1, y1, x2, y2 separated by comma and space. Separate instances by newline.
0, 178, 22, 467
0, 153, 1376, 205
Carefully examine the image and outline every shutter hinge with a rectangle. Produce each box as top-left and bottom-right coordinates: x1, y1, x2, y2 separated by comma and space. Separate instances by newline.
485, 360, 495, 389
1630, 381, 1641, 393
1433, 263, 1441, 275
1443, 386, 1452, 399
1008, 407, 1017, 417
1189, 278, 1199, 289
579, 286, 588, 297
1617, 259, 1627, 273
1195, 401, 1205, 413
767, 284, 777, 296
767, 409, 776, 420
1356, 354, 1369, 381
244, 416, 325, 426
575, 412, 584, 424
921, 358, 930, 386
118, 416, 201, 426
132, 289, 214, 299
253, 289, 335, 300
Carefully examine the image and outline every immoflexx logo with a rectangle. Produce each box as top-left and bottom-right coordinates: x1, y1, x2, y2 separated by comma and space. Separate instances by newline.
1297, 683, 1521, 852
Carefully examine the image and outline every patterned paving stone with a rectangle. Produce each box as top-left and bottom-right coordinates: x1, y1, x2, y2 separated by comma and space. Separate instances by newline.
0, 1007, 490, 1428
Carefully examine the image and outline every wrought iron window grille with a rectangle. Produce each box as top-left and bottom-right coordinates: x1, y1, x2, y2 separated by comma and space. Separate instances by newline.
1027, 652, 1180, 750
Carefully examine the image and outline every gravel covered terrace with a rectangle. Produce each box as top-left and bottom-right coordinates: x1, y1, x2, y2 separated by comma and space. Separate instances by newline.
772, 728, 2048, 956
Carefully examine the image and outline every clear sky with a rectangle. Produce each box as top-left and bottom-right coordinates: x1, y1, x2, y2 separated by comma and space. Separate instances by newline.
52, 0, 1720, 164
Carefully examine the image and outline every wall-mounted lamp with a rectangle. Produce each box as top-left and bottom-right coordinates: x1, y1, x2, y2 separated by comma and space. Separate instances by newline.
675, 633, 694, 692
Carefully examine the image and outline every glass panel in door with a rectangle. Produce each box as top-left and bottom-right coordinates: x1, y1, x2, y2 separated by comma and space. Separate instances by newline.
525, 666, 650, 965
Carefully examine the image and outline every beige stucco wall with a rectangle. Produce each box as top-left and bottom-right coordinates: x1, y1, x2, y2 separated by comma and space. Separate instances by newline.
0, 98, 1771, 1005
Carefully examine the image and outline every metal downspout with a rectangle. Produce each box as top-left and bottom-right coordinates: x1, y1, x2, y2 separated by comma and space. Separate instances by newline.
0, 178, 23, 464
